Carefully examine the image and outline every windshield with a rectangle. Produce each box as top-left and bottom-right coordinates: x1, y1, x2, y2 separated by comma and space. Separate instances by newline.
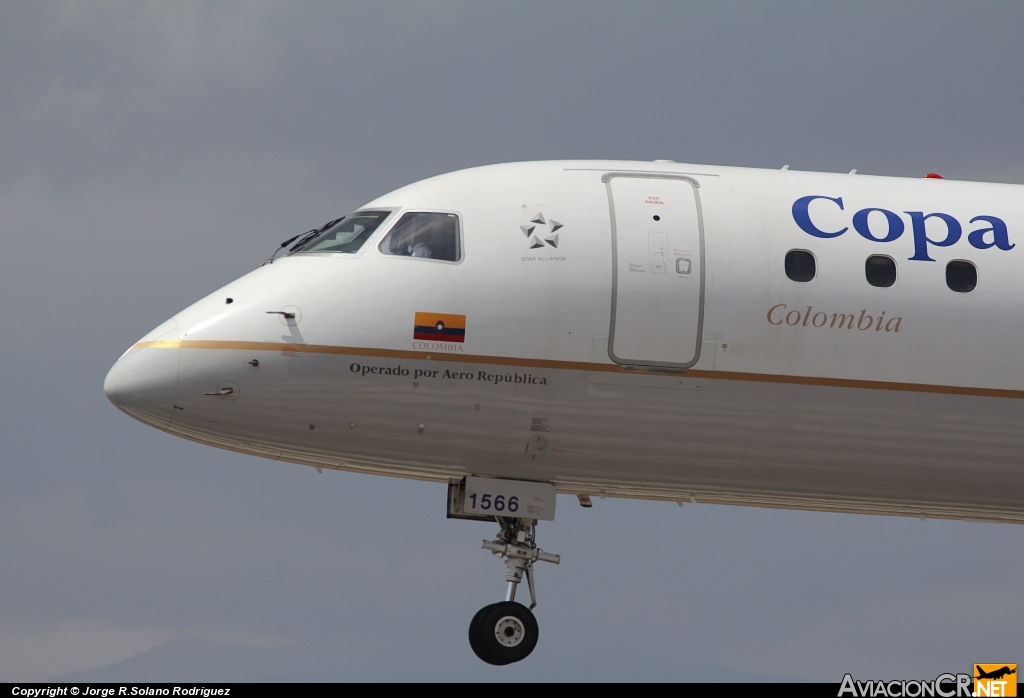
290, 210, 392, 254
379, 212, 461, 262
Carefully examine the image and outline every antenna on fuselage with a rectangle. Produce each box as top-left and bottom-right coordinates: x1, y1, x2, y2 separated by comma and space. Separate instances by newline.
262, 234, 302, 266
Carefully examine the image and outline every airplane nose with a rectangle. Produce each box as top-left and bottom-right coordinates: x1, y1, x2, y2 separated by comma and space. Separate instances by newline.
103, 318, 181, 429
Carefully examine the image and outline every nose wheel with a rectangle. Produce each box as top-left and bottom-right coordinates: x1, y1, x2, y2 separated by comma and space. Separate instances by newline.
469, 601, 539, 665
469, 517, 559, 665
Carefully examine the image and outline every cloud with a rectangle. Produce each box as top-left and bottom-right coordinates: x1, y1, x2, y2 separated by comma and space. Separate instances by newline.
22, 78, 108, 123
0, 621, 294, 683
0, 619, 176, 682
53, 0, 280, 87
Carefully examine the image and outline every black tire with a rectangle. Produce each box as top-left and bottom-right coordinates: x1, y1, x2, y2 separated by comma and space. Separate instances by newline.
468, 603, 499, 660
468, 601, 539, 665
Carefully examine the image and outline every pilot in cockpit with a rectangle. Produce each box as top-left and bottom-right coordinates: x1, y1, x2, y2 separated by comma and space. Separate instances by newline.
408, 239, 434, 258
379, 212, 460, 262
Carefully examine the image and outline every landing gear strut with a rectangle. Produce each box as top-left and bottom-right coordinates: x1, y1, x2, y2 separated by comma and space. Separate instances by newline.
468, 517, 560, 665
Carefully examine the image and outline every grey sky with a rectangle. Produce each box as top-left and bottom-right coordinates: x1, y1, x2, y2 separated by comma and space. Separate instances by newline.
1, 1, 1022, 681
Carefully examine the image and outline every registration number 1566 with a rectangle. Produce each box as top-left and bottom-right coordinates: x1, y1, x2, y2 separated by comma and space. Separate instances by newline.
463, 476, 557, 521
468, 493, 519, 513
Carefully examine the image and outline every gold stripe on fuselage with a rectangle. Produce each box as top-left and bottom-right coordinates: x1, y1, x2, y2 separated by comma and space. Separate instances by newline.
130, 339, 1024, 401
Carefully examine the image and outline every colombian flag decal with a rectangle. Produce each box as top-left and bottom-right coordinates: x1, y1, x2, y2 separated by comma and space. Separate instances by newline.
414, 312, 466, 342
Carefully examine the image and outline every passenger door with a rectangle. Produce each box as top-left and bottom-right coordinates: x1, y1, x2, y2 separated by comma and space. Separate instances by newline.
605, 174, 705, 368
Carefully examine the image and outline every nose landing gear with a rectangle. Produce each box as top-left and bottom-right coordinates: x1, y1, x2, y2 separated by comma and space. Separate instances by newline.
469, 517, 560, 665
469, 601, 539, 665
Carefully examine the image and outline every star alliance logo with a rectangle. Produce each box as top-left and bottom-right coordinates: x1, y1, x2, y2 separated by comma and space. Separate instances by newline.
520, 211, 564, 249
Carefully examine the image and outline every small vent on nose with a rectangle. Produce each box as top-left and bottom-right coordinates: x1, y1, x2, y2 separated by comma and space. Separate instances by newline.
204, 387, 234, 396
203, 381, 239, 400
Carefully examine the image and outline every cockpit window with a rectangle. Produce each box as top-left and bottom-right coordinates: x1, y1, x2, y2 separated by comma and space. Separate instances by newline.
378, 212, 461, 262
290, 210, 392, 254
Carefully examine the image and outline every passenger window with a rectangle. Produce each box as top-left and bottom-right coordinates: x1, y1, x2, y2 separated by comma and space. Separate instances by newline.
865, 255, 897, 287
290, 210, 392, 254
785, 250, 815, 282
379, 212, 461, 262
946, 260, 977, 293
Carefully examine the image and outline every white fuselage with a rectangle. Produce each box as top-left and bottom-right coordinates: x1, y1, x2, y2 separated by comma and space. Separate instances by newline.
104, 160, 1024, 523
